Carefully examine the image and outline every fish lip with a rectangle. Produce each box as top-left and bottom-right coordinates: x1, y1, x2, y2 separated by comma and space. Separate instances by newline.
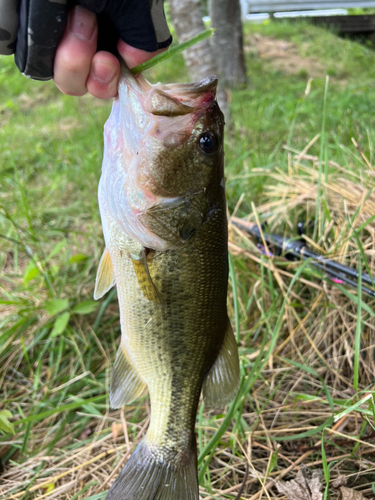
161, 76, 218, 95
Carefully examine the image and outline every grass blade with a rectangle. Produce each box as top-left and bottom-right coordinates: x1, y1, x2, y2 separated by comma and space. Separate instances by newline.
273, 416, 335, 441
16, 395, 106, 425
130, 29, 214, 75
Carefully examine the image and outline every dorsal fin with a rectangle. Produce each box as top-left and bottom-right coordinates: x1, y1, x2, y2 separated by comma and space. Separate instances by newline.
94, 248, 115, 300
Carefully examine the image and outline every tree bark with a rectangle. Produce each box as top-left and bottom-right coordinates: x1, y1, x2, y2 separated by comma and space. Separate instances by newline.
168, 0, 230, 119
209, 0, 247, 88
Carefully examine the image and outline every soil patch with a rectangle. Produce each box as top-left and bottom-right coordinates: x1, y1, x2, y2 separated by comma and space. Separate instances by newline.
246, 34, 326, 79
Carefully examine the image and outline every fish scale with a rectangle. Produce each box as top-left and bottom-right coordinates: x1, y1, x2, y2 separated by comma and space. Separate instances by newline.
94, 65, 240, 500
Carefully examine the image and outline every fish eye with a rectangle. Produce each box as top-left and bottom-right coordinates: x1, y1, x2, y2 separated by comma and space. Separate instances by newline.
198, 132, 218, 155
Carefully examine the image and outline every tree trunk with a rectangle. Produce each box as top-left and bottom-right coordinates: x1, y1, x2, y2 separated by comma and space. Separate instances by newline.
168, 0, 230, 119
209, 0, 247, 88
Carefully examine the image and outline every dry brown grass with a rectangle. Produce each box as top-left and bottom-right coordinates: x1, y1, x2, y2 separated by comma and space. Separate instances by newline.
2, 144, 375, 500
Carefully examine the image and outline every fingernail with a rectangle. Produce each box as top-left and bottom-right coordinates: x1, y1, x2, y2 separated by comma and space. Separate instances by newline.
92, 60, 117, 84
70, 6, 96, 41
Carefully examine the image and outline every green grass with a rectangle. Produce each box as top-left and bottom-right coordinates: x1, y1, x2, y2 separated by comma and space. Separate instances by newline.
227, 21, 375, 214
1, 19, 375, 499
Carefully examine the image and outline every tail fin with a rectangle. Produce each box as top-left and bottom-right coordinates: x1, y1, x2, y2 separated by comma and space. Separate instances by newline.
106, 440, 198, 500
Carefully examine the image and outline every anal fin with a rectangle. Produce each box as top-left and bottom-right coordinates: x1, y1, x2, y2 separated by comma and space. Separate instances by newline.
94, 248, 115, 300
202, 320, 240, 407
110, 342, 146, 409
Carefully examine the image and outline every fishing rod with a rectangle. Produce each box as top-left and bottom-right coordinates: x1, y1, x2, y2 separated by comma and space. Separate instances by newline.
231, 217, 375, 298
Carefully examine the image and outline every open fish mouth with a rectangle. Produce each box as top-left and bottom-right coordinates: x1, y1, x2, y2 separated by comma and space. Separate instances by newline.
120, 65, 218, 117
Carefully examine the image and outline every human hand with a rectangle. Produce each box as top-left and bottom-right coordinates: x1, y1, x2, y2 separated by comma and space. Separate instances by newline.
53, 6, 167, 99
0, 0, 171, 93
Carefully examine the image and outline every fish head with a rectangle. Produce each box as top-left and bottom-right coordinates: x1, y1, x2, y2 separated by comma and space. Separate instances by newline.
99, 68, 225, 250
137, 76, 224, 200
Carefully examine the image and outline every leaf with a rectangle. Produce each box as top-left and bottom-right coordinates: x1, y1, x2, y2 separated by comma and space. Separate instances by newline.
49, 264, 60, 277
276, 467, 324, 500
23, 261, 39, 286
332, 476, 347, 488
44, 484, 55, 494
337, 487, 367, 500
50, 312, 70, 337
81, 403, 102, 416
81, 492, 107, 500
333, 477, 368, 500
45, 239, 66, 263
72, 300, 98, 315
45, 299, 69, 316
269, 446, 280, 473
69, 253, 88, 264
0, 409, 15, 434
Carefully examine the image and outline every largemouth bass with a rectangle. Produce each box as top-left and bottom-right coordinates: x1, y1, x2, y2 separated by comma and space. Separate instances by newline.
95, 65, 240, 500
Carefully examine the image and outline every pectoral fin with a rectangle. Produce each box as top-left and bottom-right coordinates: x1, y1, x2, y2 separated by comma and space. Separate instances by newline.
130, 249, 161, 302
137, 194, 205, 247
94, 248, 115, 300
202, 320, 240, 407
110, 342, 146, 409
